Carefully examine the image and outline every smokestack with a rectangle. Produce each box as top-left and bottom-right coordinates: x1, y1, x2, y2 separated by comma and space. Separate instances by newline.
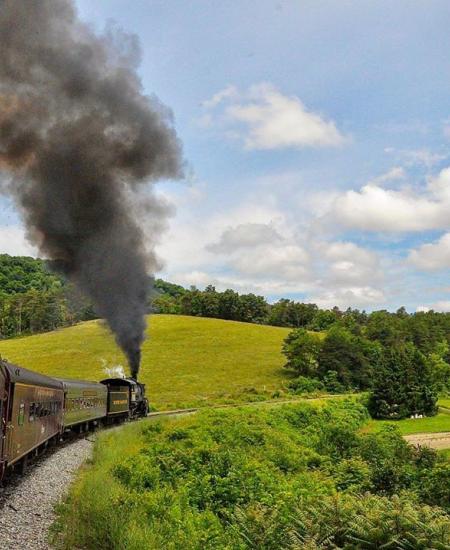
0, 0, 183, 378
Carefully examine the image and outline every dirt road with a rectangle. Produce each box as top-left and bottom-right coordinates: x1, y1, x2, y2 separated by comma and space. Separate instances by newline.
403, 432, 450, 450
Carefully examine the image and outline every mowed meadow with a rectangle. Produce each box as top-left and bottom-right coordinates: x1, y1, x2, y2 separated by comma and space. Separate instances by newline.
0, 314, 291, 410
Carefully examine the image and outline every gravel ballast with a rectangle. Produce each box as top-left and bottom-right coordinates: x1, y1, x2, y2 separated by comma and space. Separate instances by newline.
0, 437, 93, 550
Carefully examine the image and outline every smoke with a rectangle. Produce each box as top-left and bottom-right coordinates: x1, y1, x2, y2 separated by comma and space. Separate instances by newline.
101, 359, 126, 380
0, 1, 183, 378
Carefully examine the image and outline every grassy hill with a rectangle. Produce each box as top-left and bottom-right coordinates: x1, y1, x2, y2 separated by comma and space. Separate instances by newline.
0, 314, 291, 410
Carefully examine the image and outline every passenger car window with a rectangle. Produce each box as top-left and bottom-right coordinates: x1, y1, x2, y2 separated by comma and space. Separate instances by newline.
29, 402, 35, 422
18, 403, 25, 426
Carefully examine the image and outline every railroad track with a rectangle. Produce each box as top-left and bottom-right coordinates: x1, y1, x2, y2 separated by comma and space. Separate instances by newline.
0, 436, 93, 550
146, 393, 347, 419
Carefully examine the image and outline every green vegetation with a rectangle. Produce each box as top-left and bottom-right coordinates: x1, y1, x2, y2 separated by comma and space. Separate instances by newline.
0, 315, 291, 410
53, 400, 450, 549
0, 254, 96, 338
365, 411, 450, 435
363, 397, 450, 437
439, 397, 450, 409
283, 322, 446, 419
283, 327, 379, 393
368, 342, 438, 419
440, 449, 450, 461
0, 254, 64, 294
0, 255, 450, 399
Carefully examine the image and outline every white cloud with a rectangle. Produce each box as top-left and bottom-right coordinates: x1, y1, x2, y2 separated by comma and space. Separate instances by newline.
206, 222, 282, 253
329, 166, 450, 232
202, 85, 238, 110
417, 300, 450, 313
320, 241, 382, 286
309, 286, 386, 310
203, 83, 346, 150
231, 243, 311, 281
0, 226, 37, 257
408, 232, 450, 271
370, 166, 405, 185
385, 147, 446, 168
426, 166, 450, 200
206, 219, 312, 283
154, 174, 389, 308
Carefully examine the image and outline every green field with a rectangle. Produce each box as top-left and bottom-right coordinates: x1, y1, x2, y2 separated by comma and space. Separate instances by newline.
439, 397, 450, 410
0, 315, 291, 410
364, 407, 450, 436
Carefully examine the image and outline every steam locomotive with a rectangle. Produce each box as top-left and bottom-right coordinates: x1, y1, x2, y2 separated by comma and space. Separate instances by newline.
0, 359, 149, 481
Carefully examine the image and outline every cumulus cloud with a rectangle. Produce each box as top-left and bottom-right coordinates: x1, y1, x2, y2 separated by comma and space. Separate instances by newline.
202, 83, 346, 150
203, 215, 384, 304
417, 300, 450, 313
320, 241, 382, 286
206, 222, 282, 253
309, 286, 386, 309
155, 182, 387, 309
329, 166, 450, 232
0, 226, 37, 256
207, 221, 311, 282
408, 232, 450, 271
202, 85, 238, 109
231, 243, 311, 281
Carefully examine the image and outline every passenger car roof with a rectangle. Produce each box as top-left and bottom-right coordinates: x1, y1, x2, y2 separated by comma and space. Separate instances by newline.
56, 378, 107, 391
0, 360, 64, 390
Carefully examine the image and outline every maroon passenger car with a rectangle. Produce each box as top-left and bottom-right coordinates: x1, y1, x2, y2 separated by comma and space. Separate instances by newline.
0, 360, 64, 479
0, 359, 149, 482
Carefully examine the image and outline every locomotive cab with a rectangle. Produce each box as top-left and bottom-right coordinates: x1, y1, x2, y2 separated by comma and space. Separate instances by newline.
128, 378, 149, 417
100, 377, 149, 420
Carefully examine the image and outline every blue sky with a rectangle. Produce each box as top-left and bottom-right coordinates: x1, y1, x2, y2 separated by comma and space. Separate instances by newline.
2, 0, 450, 311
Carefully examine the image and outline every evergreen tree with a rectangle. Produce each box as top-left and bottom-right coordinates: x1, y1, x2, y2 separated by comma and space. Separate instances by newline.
368, 343, 438, 419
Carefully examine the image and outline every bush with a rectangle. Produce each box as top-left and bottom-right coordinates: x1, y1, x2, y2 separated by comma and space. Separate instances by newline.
53, 402, 450, 549
287, 376, 324, 394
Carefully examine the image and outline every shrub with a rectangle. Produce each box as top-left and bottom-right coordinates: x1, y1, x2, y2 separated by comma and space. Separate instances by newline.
54, 402, 450, 549
287, 376, 324, 394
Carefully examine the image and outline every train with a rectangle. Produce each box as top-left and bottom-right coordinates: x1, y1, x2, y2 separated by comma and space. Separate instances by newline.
0, 359, 149, 481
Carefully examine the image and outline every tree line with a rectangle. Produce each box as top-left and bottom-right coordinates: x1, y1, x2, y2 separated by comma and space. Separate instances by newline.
282, 314, 450, 418
2, 253, 450, 414
0, 254, 95, 338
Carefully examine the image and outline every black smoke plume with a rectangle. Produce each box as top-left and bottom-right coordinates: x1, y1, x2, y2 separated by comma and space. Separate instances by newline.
0, 0, 183, 378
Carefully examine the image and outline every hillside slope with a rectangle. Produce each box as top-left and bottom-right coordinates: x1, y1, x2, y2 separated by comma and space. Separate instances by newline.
0, 314, 291, 410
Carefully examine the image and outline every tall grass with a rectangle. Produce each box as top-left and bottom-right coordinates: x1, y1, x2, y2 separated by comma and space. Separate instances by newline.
52, 400, 450, 549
